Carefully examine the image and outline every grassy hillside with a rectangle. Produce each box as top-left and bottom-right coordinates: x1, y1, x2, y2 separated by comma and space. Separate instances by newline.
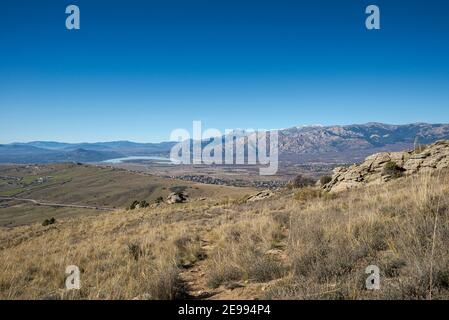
0, 163, 255, 226
1, 168, 448, 299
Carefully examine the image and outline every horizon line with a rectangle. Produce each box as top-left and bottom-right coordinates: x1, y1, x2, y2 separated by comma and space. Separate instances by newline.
1, 121, 445, 145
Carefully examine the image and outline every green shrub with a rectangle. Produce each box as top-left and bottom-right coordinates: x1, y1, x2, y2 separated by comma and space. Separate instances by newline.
155, 196, 164, 204
289, 174, 315, 189
382, 161, 405, 178
42, 217, 56, 226
128, 200, 149, 210
320, 175, 332, 186
139, 200, 149, 208
128, 200, 139, 210
127, 242, 142, 261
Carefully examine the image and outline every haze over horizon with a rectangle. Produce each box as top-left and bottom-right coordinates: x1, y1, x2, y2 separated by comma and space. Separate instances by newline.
3, 121, 449, 145
1, 0, 449, 144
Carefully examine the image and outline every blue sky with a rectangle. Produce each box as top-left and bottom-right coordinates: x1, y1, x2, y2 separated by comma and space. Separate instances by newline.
1, 0, 449, 143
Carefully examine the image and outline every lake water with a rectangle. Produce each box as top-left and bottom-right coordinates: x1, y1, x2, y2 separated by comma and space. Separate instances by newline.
102, 156, 173, 164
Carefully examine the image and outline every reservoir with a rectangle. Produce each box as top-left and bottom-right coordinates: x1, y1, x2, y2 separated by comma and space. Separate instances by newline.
102, 156, 173, 164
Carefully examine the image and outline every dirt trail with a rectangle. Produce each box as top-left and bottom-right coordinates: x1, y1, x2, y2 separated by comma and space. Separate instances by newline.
178, 233, 222, 299
178, 227, 282, 300
0, 196, 114, 211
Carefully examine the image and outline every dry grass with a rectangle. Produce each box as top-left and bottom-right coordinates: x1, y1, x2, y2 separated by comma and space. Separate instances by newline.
268, 171, 449, 300
205, 215, 286, 288
0, 163, 256, 226
1, 169, 449, 300
0, 204, 207, 299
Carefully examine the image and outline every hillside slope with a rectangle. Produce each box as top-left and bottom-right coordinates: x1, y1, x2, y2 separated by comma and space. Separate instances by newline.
1, 166, 449, 299
0, 163, 255, 226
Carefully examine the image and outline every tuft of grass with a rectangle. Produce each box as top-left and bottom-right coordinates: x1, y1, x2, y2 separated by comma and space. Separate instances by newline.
174, 234, 205, 268
294, 187, 323, 201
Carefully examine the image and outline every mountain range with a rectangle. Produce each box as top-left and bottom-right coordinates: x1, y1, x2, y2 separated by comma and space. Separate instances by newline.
278, 122, 449, 163
1, 123, 449, 164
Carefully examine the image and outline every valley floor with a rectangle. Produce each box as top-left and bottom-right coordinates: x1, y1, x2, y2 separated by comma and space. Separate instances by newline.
1, 169, 449, 299
0, 163, 255, 227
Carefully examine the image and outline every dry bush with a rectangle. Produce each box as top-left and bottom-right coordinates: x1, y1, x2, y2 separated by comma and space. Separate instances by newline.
294, 187, 337, 202
174, 234, 205, 268
294, 187, 323, 201
288, 175, 315, 189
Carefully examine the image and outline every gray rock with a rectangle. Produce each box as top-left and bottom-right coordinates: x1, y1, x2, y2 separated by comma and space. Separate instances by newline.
324, 140, 449, 192
166, 192, 188, 204
246, 190, 274, 202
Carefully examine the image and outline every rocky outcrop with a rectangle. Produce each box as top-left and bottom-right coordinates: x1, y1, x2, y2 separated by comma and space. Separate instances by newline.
246, 190, 274, 202
166, 192, 188, 204
324, 140, 449, 192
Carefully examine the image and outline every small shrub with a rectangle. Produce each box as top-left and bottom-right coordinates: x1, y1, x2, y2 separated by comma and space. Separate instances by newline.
127, 242, 142, 261
128, 200, 139, 210
42, 217, 56, 226
381, 255, 407, 277
246, 255, 285, 282
139, 200, 149, 208
207, 264, 242, 288
146, 261, 187, 300
320, 175, 332, 186
155, 196, 164, 204
128, 200, 149, 210
382, 161, 405, 178
289, 175, 315, 189
174, 235, 204, 268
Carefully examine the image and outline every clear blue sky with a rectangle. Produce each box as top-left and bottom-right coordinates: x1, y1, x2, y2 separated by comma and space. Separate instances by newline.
1, 0, 449, 143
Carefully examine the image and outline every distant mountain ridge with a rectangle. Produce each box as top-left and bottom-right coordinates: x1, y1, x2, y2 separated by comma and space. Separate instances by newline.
2, 123, 449, 164
0, 141, 177, 164
12, 140, 176, 154
0, 145, 125, 164
277, 122, 449, 163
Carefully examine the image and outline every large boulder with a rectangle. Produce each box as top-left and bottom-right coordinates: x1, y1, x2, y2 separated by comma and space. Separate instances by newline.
166, 192, 188, 204
324, 140, 449, 192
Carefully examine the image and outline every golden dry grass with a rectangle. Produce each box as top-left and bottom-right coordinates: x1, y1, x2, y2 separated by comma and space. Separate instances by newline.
268, 170, 449, 300
1, 170, 449, 300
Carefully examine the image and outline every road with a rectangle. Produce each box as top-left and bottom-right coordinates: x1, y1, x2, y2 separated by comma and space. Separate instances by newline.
0, 196, 114, 211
